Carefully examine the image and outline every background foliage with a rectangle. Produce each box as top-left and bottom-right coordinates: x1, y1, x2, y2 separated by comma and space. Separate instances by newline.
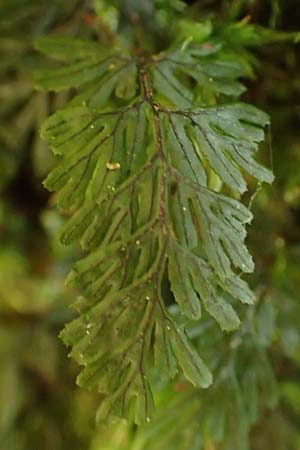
0, 1, 300, 449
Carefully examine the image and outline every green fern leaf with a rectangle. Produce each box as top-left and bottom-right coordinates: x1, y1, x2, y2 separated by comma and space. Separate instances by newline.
36, 34, 273, 424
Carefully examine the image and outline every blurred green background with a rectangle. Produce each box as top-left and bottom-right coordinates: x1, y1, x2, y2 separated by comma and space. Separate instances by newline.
0, 1, 300, 449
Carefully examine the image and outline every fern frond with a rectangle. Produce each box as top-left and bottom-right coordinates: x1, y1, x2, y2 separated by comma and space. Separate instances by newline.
36, 35, 273, 423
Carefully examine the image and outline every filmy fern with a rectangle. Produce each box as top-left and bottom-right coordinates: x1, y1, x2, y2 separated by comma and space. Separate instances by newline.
35, 28, 273, 424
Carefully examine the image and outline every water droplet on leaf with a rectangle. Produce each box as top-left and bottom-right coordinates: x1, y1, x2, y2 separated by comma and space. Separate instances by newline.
106, 162, 121, 170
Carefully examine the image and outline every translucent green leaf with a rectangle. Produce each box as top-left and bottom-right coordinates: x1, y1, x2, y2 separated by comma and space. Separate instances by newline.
170, 326, 212, 388
37, 33, 273, 423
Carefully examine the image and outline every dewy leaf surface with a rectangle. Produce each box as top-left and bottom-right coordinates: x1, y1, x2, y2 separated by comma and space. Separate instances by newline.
36, 35, 273, 423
